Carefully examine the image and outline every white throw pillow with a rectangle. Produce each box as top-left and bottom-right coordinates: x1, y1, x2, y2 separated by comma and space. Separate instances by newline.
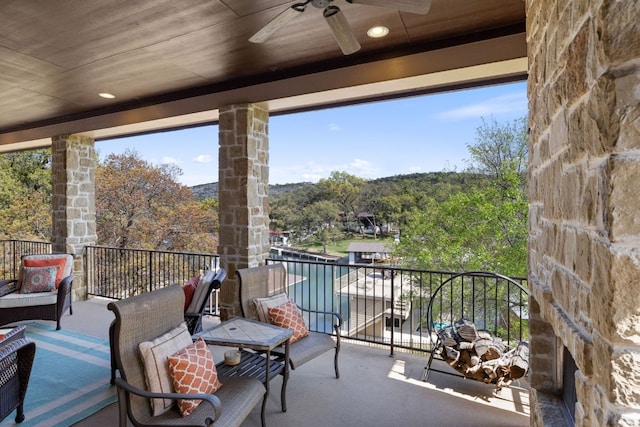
138, 322, 193, 416
253, 292, 289, 323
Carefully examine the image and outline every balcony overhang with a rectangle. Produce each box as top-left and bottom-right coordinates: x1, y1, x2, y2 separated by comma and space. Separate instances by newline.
0, 32, 526, 153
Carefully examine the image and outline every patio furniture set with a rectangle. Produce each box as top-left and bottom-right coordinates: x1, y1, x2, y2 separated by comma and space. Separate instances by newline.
0, 253, 529, 426
109, 263, 342, 426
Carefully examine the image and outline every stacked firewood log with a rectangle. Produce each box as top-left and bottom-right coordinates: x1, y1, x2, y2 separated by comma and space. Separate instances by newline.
436, 318, 529, 392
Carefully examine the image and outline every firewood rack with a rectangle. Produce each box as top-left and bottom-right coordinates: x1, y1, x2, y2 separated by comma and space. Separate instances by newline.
421, 271, 529, 390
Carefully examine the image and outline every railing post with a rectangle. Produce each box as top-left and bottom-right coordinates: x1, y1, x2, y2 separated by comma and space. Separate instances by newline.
389, 270, 395, 357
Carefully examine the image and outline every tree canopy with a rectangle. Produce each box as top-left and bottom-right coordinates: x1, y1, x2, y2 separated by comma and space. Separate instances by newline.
95, 150, 218, 252
0, 150, 52, 240
394, 116, 528, 276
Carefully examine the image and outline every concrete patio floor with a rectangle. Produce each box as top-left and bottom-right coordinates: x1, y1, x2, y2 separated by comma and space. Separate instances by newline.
56, 297, 530, 427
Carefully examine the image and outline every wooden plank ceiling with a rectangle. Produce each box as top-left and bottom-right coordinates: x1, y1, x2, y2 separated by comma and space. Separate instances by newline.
0, 0, 526, 149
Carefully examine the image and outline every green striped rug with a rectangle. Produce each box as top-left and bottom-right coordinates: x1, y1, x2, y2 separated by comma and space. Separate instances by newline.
1, 322, 116, 427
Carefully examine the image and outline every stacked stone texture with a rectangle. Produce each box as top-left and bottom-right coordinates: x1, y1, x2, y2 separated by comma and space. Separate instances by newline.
217, 104, 270, 319
51, 134, 97, 300
527, 1, 640, 426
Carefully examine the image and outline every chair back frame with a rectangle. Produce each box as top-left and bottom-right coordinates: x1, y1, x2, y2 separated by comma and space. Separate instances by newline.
108, 284, 185, 422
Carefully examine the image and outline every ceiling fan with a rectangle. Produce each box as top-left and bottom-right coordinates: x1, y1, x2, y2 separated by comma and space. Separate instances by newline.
249, 0, 432, 56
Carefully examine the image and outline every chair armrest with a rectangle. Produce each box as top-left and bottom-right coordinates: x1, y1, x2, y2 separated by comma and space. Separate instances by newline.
297, 305, 343, 329
0, 338, 36, 402
0, 338, 35, 364
57, 275, 74, 293
114, 377, 221, 423
0, 279, 18, 296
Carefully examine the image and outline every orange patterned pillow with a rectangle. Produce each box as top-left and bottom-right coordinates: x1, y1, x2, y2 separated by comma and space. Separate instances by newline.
268, 300, 309, 344
167, 338, 222, 417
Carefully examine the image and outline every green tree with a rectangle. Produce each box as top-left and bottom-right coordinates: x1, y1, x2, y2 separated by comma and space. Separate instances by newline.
466, 116, 528, 190
317, 171, 365, 227
395, 116, 528, 277
0, 150, 52, 240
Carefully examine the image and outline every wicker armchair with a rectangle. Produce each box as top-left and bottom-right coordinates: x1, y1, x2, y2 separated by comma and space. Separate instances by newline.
108, 284, 264, 427
109, 269, 225, 385
0, 326, 36, 423
0, 254, 74, 331
236, 263, 342, 378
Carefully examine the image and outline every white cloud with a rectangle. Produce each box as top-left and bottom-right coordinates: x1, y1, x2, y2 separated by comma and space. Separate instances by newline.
271, 158, 380, 184
193, 154, 212, 163
409, 166, 423, 173
161, 156, 181, 165
436, 92, 527, 121
329, 123, 341, 131
346, 158, 379, 178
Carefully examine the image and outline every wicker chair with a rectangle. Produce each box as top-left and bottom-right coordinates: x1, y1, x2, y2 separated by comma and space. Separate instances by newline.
236, 263, 342, 378
0, 254, 74, 331
108, 284, 264, 427
109, 269, 225, 385
0, 326, 36, 423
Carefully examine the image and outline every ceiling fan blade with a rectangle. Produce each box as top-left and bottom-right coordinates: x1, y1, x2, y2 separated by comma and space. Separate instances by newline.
347, 0, 432, 15
323, 6, 361, 55
249, 3, 306, 44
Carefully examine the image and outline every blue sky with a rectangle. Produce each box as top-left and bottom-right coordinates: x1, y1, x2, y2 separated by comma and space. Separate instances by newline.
95, 81, 527, 187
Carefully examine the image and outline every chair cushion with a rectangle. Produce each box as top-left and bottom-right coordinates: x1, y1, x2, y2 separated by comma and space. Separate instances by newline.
182, 276, 200, 310
185, 270, 215, 313
253, 292, 289, 323
18, 254, 73, 291
0, 291, 58, 308
20, 266, 58, 293
23, 257, 67, 289
268, 300, 309, 344
139, 323, 193, 416
167, 337, 222, 417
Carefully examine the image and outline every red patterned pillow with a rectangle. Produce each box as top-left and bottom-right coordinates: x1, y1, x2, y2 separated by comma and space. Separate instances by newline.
182, 276, 200, 310
268, 300, 309, 344
167, 338, 222, 417
21, 266, 58, 293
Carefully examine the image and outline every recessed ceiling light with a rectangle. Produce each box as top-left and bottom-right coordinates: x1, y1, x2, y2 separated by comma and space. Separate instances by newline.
98, 92, 116, 99
367, 26, 389, 38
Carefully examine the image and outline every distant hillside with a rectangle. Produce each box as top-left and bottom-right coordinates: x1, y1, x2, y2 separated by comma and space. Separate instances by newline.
190, 181, 313, 201
190, 182, 219, 200
189, 172, 476, 201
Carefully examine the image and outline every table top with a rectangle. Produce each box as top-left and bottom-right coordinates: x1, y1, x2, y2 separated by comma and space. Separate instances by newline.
197, 317, 292, 351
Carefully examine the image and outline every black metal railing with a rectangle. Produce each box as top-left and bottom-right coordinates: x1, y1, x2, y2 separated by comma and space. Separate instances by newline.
85, 246, 220, 301
267, 255, 528, 356
0, 240, 53, 280
2, 239, 527, 357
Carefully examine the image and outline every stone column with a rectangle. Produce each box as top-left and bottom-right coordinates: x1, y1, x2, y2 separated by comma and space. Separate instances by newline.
217, 103, 270, 319
527, 1, 640, 425
51, 134, 97, 301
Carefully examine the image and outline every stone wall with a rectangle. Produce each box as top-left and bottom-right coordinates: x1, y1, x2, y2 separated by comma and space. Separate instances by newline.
527, 1, 640, 425
51, 134, 97, 300
217, 103, 270, 319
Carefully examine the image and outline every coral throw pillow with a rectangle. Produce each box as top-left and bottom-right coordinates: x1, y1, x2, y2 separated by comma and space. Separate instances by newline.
268, 300, 309, 344
23, 257, 67, 289
182, 276, 200, 310
168, 337, 222, 417
21, 266, 58, 293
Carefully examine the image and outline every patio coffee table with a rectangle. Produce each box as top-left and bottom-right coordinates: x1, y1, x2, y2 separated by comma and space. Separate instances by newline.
196, 317, 292, 427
